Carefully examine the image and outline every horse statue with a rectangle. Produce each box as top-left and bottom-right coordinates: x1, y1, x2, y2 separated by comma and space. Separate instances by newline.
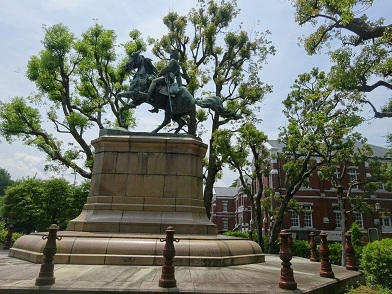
116, 51, 241, 136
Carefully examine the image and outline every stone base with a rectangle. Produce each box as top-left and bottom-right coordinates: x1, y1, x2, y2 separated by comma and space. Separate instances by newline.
9, 231, 265, 267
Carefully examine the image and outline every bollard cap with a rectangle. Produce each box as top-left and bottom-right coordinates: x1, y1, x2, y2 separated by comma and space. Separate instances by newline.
48, 224, 60, 230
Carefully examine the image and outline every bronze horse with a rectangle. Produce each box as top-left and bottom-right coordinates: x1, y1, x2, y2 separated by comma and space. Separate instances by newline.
116, 52, 241, 135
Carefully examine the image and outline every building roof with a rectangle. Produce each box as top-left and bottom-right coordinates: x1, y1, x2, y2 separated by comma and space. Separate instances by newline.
213, 187, 237, 198
264, 140, 391, 159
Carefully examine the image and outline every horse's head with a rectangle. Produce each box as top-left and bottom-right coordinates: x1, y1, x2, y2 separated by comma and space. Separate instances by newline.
124, 51, 142, 72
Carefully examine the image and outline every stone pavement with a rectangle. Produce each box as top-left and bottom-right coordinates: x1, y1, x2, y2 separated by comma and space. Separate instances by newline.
0, 250, 363, 293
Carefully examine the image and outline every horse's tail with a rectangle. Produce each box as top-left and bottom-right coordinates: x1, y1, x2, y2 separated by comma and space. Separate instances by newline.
195, 96, 242, 120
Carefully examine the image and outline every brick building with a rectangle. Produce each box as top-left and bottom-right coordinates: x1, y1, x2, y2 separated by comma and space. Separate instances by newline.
211, 141, 392, 241
259, 140, 392, 241
211, 187, 237, 232
211, 185, 253, 232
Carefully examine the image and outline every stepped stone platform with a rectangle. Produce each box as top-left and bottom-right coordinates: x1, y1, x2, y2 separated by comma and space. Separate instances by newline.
9, 131, 264, 266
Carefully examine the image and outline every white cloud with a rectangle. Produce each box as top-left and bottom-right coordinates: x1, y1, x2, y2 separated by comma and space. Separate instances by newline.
0, 150, 46, 180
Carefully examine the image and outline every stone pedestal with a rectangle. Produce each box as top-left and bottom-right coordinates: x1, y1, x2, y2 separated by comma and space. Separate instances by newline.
9, 131, 264, 266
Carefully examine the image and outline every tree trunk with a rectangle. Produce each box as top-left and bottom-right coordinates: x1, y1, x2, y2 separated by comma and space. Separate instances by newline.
203, 113, 220, 219
337, 187, 347, 266
268, 197, 288, 253
255, 194, 264, 249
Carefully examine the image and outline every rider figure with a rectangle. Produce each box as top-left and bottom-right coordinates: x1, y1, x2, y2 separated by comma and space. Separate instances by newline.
145, 49, 181, 113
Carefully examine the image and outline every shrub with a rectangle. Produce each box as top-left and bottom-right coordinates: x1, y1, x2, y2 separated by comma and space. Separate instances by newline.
349, 223, 364, 267
221, 231, 268, 251
0, 222, 22, 247
328, 242, 342, 265
361, 238, 392, 289
221, 231, 249, 239
291, 239, 310, 258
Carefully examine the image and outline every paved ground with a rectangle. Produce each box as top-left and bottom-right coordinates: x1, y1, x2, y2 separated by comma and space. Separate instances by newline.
0, 250, 363, 293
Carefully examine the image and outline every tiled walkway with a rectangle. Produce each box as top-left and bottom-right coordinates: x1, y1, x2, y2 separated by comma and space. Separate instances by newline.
0, 250, 363, 293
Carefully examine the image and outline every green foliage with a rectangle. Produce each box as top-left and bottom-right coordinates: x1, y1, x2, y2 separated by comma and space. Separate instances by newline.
0, 222, 22, 248
328, 242, 343, 266
294, 0, 392, 140
0, 167, 13, 197
291, 239, 310, 258
222, 231, 248, 239
361, 238, 392, 289
349, 222, 364, 266
152, 0, 275, 220
222, 230, 268, 251
213, 123, 269, 247
268, 67, 365, 253
2, 178, 89, 233
0, 22, 140, 179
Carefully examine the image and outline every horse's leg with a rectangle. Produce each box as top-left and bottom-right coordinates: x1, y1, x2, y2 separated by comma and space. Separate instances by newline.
152, 105, 172, 133
119, 104, 135, 129
188, 106, 196, 136
172, 114, 187, 134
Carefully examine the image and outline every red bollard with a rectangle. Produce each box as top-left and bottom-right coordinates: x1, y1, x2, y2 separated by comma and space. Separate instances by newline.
345, 232, 358, 271
319, 232, 334, 278
278, 230, 297, 290
35, 224, 62, 286
159, 226, 179, 288
309, 232, 318, 262
288, 232, 293, 250
2, 224, 14, 250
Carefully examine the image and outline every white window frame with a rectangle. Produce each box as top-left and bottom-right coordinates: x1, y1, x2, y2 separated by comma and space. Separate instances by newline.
381, 216, 391, 229
334, 166, 340, 179
333, 205, 342, 229
222, 218, 228, 230
302, 205, 313, 228
290, 210, 300, 228
377, 182, 386, 191
348, 167, 359, 189
354, 211, 363, 229
222, 201, 228, 212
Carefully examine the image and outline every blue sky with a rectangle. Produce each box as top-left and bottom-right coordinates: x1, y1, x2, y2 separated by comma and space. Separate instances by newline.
0, 0, 391, 186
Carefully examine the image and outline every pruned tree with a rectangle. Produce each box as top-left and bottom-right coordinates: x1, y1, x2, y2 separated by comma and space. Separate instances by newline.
293, 0, 392, 119
268, 67, 364, 253
0, 23, 144, 179
151, 0, 275, 217
318, 142, 389, 265
213, 123, 269, 247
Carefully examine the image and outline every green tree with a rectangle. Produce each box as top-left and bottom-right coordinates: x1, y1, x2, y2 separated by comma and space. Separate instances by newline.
3, 178, 45, 232
268, 68, 364, 253
213, 123, 270, 247
152, 0, 275, 217
293, 0, 392, 118
294, 1, 392, 202
318, 143, 389, 265
0, 23, 141, 179
0, 167, 13, 196
2, 177, 88, 232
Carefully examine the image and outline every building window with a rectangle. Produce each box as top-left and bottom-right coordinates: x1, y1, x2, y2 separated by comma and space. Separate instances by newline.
334, 167, 340, 179
348, 167, 359, 189
222, 201, 228, 212
378, 182, 385, 190
290, 210, 299, 227
303, 205, 313, 228
354, 211, 363, 228
333, 206, 342, 228
301, 180, 310, 189
222, 218, 228, 230
382, 216, 391, 229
